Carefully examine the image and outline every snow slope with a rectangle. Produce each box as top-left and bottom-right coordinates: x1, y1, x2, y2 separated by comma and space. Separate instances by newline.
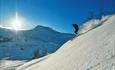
0, 60, 26, 70
17, 15, 115, 70
0, 25, 74, 60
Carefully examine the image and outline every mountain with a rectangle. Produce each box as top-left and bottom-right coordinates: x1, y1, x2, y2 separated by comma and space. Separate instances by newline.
0, 25, 74, 60
17, 14, 115, 70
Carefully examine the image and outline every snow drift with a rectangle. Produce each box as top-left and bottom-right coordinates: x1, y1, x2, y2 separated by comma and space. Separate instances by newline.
17, 15, 115, 70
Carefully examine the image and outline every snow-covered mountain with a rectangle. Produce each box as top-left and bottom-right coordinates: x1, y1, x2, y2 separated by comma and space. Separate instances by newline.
0, 25, 74, 60
17, 14, 115, 70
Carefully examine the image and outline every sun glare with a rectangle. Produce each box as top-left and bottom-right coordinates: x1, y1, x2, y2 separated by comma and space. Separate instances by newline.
11, 12, 22, 31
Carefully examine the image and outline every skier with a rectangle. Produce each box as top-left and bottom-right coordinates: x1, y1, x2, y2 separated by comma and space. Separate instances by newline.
72, 24, 79, 34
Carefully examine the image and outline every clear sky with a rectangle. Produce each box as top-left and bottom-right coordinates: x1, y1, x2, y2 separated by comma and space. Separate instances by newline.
0, 0, 115, 33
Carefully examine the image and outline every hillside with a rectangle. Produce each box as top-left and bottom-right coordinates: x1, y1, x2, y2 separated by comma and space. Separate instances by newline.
17, 15, 115, 70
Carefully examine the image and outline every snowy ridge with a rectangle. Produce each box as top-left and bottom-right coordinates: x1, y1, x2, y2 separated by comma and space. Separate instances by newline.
17, 15, 115, 70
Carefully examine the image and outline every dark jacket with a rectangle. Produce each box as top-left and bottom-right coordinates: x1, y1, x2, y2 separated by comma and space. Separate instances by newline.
72, 24, 79, 34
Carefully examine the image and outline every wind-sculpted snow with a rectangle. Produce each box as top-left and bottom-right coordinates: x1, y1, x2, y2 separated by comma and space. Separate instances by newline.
17, 15, 115, 70
78, 15, 110, 35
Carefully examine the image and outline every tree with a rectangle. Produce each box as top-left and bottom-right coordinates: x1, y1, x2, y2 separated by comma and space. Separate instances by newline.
42, 47, 48, 56
33, 48, 41, 59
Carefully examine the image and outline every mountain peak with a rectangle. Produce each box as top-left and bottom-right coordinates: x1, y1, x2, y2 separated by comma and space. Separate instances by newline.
34, 25, 50, 30
32, 25, 60, 34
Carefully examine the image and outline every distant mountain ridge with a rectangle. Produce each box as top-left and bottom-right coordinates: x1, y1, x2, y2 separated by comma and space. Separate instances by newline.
0, 25, 74, 60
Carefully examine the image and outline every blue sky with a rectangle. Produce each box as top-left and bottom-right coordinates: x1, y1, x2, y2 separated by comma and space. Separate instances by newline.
0, 0, 115, 33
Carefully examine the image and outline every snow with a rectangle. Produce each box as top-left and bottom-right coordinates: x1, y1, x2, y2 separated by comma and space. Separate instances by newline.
78, 15, 110, 35
17, 15, 115, 70
0, 60, 26, 70
16, 54, 51, 70
0, 25, 74, 60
